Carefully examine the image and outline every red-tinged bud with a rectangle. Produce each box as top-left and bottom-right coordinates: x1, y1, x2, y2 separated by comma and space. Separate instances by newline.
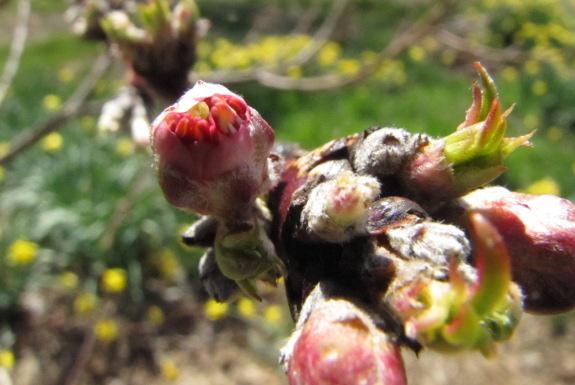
286, 299, 407, 385
151, 81, 275, 219
454, 186, 575, 314
403, 63, 532, 202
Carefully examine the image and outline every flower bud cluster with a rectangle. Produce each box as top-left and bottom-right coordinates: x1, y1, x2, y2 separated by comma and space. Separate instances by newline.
152, 82, 283, 300
151, 65, 575, 385
96, 0, 205, 102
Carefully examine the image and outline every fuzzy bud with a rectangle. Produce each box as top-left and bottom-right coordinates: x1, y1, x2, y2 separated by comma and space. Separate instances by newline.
284, 299, 407, 385
301, 171, 380, 242
454, 186, 575, 314
151, 81, 275, 219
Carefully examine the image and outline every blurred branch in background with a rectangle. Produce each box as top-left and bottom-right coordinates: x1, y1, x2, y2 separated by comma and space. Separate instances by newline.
0, 52, 111, 166
0, 0, 29, 107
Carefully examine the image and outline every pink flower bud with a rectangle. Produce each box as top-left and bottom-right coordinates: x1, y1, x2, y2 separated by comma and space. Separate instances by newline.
455, 186, 575, 314
151, 81, 275, 218
286, 300, 407, 385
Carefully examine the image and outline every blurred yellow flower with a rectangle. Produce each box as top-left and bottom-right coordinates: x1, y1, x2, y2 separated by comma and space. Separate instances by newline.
287, 65, 302, 79
42, 132, 63, 153
74, 292, 97, 314
58, 67, 75, 83
94, 319, 119, 342
7, 239, 38, 265
523, 177, 560, 196
0, 350, 15, 369
531, 80, 548, 96
101, 268, 127, 293
338, 59, 360, 76
147, 305, 165, 326
0, 142, 9, 157
80, 116, 95, 131
501, 66, 518, 82
440, 49, 456, 66
317, 42, 341, 67
422, 36, 438, 52
157, 249, 180, 280
42, 94, 62, 111
523, 113, 539, 130
236, 297, 256, 320
116, 138, 134, 156
524, 60, 540, 75
263, 304, 283, 324
408, 45, 426, 62
58, 271, 79, 289
546, 126, 562, 142
203, 298, 229, 321
160, 358, 180, 381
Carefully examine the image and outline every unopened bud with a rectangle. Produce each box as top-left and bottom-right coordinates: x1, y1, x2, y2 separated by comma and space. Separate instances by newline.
151, 81, 275, 219
284, 299, 407, 385
454, 186, 575, 314
301, 171, 380, 242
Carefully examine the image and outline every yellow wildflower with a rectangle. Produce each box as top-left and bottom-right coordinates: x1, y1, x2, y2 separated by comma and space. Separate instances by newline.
546, 127, 562, 142
203, 298, 229, 321
0, 142, 9, 157
42, 94, 62, 111
160, 358, 180, 381
523, 177, 560, 196
73, 292, 97, 314
58, 271, 79, 289
338, 59, 361, 76
523, 114, 539, 130
408, 45, 426, 62
116, 138, 134, 156
317, 42, 342, 67
0, 350, 15, 369
440, 50, 456, 66
524, 60, 540, 75
263, 304, 283, 324
236, 297, 256, 320
42, 132, 63, 153
58, 67, 75, 83
501, 66, 518, 82
157, 249, 180, 280
7, 239, 38, 265
94, 319, 119, 342
531, 80, 548, 96
147, 305, 165, 326
287, 65, 302, 79
79, 116, 95, 131
101, 268, 127, 293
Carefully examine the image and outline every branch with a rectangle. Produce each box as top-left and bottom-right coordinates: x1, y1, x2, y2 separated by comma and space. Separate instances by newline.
286, 0, 349, 68
197, 0, 461, 90
436, 29, 525, 63
0, 52, 112, 167
0, 0, 30, 107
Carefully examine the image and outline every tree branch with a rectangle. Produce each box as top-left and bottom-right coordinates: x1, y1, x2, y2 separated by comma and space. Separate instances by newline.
0, 52, 112, 166
197, 0, 461, 90
0, 0, 30, 107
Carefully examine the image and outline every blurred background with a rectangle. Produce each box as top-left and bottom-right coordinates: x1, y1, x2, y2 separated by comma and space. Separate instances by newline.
0, 0, 574, 384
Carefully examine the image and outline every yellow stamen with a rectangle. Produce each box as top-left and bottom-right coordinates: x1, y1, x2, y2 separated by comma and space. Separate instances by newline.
189, 101, 210, 119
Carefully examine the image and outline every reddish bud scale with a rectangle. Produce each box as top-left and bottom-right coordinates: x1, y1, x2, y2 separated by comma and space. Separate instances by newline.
457, 187, 575, 314
287, 300, 407, 385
